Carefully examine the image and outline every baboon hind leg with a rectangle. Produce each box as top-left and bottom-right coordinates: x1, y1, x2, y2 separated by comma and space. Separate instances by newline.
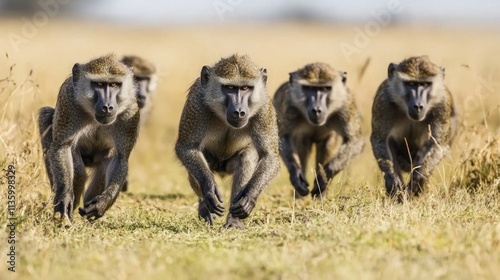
83, 159, 109, 204
72, 150, 87, 209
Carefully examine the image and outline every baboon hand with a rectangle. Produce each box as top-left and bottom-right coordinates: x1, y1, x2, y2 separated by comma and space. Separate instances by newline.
198, 201, 218, 225
407, 172, 425, 196
78, 194, 111, 221
54, 194, 74, 224
230, 188, 256, 219
311, 164, 330, 199
202, 183, 225, 217
290, 169, 309, 196
384, 173, 404, 198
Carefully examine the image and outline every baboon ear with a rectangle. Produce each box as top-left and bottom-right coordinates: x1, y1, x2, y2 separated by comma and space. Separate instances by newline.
341, 71, 347, 85
388, 63, 397, 79
201, 66, 210, 86
440, 66, 445, 80
288, 72, 294, 85
72, 63, 81, 86
260, 68, 267, 84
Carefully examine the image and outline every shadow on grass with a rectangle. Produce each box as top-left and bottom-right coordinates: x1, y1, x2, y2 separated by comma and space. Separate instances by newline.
123, 192, 187, 201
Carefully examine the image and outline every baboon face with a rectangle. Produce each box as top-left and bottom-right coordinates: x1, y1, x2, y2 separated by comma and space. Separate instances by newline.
289, 63, 347, 126
72, 55, 134, 126
401, 80, 432, 121
301, 84, 332, 125
134, 76, 151, 109
220, 83, 253, 128
90, 81, 121, 124
201, 63, 267, 129
388, 62, 442, 121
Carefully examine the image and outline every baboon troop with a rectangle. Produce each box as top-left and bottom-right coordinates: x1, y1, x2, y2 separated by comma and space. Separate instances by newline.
38, 53, 457, 228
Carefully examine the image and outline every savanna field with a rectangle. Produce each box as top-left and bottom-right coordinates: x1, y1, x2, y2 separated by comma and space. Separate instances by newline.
0, 19, 499, 279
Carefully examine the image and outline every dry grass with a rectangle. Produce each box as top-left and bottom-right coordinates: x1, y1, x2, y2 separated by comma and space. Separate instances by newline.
0, 19, 499, 280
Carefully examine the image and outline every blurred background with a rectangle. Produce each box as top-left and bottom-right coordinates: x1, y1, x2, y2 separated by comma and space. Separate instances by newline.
2, 0, 500, 25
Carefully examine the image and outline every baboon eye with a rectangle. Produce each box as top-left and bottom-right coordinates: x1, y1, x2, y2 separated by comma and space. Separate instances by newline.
228, 85, 234, 89
241, 86, 249, 91
110, 83, 118, 88
97, 82, 103, 86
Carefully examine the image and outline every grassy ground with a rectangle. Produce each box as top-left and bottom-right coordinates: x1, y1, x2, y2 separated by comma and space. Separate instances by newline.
0, 19, 499, 279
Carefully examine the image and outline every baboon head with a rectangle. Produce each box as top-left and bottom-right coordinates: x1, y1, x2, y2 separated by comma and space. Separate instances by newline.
388, 55, 445, 121
289, 63, 348, 126
200, 54, 268, 129
121, 55, 157, 109
72, 54, 135, 125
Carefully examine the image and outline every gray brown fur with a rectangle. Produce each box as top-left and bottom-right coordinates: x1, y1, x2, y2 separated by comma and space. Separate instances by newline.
370, 56, 457, 199
175, 54, 280, 229
273, 62, 364, 198
121, 55, 158, 128
38, 54, 139, 224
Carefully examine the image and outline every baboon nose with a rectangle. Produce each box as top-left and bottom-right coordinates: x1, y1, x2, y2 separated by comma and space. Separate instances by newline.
101, 104, 114, 113
413, 104, 424, 112
312, 108, 322, 115
233, 110, 246, 118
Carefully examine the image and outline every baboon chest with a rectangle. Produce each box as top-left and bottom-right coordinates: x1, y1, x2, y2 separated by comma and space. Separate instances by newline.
201, 128, 253, 163
76, 128, 114, 166
291, 121, 335, 143
389, 120, 430, 151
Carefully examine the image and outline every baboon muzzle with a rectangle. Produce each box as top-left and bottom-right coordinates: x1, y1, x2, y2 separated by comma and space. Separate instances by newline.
226, 91, 249, 128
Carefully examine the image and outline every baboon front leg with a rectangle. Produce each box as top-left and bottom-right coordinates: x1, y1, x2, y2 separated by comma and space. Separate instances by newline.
50, 144, 76, 222
280, 136, 310, 197
225, 148, 258, 229
189, 175, 218, 225
79, 155, 125, 220
371, 136, 404, 199
311, 138, 336, 199
407, 140, 448, 197
387, 139, 405, 199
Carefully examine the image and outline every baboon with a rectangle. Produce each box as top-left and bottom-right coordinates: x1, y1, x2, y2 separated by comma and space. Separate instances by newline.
175, 54, 280, 229
121, 55, 157, 126
370, 55, 457, 198
273, 63, 364, 199
119, 55, 157, 192
38, 54, 139, 224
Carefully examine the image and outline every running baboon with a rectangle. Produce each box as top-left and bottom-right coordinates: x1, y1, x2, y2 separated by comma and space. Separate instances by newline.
121, 55, 157, 126
273, 63, 364, 199
371, 55, 457, 198
175, 54, 280, 229
38, 54, 139, 225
